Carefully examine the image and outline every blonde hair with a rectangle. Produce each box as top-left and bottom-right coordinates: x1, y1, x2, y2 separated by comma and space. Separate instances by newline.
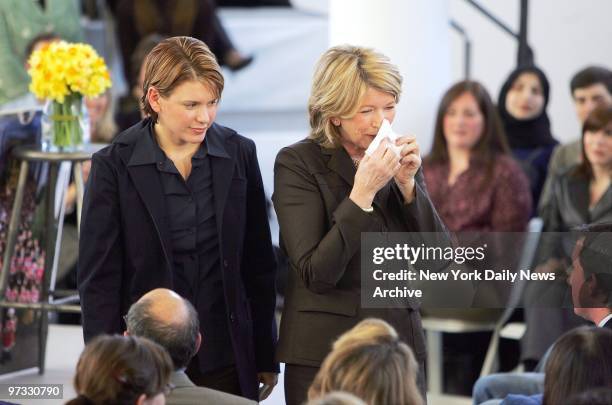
307, 391, 367, 405
308, 319, 423, 405
308, 45, 402, 148
141, 36, 224, 121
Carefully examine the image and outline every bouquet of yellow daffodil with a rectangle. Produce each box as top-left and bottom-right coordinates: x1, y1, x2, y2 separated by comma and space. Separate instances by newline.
27, 41, 112, 148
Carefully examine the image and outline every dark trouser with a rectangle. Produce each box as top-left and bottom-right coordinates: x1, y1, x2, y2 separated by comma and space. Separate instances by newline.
186, 362, 242, 397
284, 364, 320, 405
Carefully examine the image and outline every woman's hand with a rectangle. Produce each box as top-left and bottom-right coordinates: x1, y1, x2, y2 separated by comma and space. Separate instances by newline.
350, 138, 400, 209
394, 135, 421, 203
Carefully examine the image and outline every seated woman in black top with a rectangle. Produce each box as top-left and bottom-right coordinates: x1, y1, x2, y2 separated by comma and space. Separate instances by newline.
498, 66, 558, 211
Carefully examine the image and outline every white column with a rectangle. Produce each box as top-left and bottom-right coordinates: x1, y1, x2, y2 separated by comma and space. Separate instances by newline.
329, 0, 452, 152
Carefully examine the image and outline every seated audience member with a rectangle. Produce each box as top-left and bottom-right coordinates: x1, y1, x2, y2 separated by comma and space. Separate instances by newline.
522, 105, 612, 367
86, 91, 118, 143
424, 80, 532, 232
307, 319, 423, 405
563, 388, 612, 405
497, 66, 558, 211
522, 66, 612, 369
539, 66, 612, 213
423, 80, 531, 391
115, 0, 252, 90
0, 0, 82, 106
500, 327, 612, 405
472, 222, 612, 405
124, 288, 256, 405
66, 334, 173, 405
306, 391, 367, 405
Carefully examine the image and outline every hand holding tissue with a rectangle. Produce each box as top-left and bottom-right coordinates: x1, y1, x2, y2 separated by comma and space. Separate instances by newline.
365, 119, 402, 157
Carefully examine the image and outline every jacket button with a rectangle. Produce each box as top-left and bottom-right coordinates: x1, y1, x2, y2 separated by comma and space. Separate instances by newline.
230, 313, 235, 322
223, 259, 229, 268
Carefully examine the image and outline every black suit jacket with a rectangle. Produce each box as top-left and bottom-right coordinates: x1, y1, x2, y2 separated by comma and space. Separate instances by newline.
77, 119, 278, 400
272, 139, 448, 368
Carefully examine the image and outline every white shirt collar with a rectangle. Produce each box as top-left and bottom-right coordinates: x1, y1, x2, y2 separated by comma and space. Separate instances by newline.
598, 313, 612, 328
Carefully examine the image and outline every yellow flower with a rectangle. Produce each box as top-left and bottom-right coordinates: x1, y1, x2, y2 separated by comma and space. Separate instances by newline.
27, 41, 112, 103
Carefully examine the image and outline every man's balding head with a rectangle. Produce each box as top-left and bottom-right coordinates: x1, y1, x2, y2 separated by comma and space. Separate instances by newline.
125, 288, 200, 370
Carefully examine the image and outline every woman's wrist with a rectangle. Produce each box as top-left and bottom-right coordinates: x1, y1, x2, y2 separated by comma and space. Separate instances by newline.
395, 178, 416, 204
349, 188, 375, 210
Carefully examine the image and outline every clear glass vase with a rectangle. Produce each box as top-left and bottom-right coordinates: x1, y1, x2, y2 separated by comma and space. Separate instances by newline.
41, 94, 90, 151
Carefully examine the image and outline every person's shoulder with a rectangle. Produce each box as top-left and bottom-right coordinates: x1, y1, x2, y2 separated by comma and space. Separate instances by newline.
278, 138, 322, 158
111, 119, 149, 144
276, 138, 326, 166
92, 119, 149, 163
209, 122, 256, 151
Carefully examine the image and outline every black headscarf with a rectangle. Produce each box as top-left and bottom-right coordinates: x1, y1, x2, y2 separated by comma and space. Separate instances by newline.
498, 66, 557, 149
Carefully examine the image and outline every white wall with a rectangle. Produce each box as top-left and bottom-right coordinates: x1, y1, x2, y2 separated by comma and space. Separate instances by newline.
222, 1, 612, 146
449, 0, 612, 143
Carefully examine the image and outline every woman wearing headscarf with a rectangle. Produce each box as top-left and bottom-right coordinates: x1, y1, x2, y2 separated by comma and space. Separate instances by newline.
498, 66, 559, 211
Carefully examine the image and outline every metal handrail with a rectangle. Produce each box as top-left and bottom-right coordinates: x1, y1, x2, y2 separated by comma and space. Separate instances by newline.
452, 0, 534, 74
450, 19, 472, 79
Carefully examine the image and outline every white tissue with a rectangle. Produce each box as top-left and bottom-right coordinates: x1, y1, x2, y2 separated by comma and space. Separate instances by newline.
365, 119, 402, 157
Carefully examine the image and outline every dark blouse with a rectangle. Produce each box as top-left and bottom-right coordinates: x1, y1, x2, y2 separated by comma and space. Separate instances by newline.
423, 155, 532, 232
512, 144, 557, 216
134, 128, 235, 371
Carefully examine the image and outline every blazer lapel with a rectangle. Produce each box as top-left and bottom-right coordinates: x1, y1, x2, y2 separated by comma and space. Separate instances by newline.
325, 146, 355, 187
121, 136, 173, 266
590, 184, 612, 221
208, 126, 235, 236
568, 176, 591, 222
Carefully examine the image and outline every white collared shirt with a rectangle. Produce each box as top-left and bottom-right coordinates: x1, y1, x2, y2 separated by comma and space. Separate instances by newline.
598, 313, 612, 328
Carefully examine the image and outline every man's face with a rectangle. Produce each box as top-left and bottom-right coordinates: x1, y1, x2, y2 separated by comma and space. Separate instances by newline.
569, 240, 588, 318
573, 83, 612, 124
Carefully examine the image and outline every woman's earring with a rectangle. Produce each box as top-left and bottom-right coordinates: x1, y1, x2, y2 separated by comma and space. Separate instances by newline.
332, 119, 340, 126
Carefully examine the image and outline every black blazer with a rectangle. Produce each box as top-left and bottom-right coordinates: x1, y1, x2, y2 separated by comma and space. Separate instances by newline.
272, 139, 448, 368
77, 119, 278, 400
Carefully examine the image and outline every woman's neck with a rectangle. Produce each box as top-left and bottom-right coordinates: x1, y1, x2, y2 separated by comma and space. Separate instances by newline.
154, 123, 199, 159
447, 147, 471, 170
446, 147, 471, 185
591, 163, 611, 184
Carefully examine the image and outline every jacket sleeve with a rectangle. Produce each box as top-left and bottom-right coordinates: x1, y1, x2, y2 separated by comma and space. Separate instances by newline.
272, 147, 383, 294
240, 139, 279, 373
391, 168, 449, 234
77, 151, 124, 342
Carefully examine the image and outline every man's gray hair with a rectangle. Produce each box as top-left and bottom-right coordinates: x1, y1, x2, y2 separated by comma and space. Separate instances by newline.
126, 295, 199, 370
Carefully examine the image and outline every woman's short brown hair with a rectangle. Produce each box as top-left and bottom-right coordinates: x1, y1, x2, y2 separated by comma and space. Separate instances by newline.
141, 36, 224, 121
308, 318, 423, 405
308, 45, 402, 148
69, 335, 173, 405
